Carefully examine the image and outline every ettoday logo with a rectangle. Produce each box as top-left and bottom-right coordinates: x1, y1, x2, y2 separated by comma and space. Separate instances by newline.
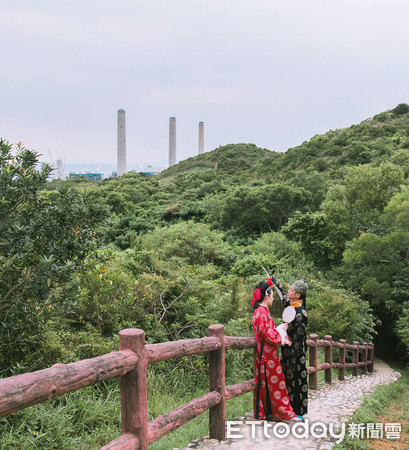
226, 420, 402, 444
226, 420, 346, 444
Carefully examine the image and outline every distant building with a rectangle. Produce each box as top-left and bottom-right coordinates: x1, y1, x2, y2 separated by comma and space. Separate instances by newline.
56, 157, 64, 179
198, 122, 204, 154
143, 165, 165, 176
68, 172, 103, 181
169, 117, 176, 167
117, 109, 127, 176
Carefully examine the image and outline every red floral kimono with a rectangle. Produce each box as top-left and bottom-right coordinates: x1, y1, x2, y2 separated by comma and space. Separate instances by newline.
252, 304, 296, 421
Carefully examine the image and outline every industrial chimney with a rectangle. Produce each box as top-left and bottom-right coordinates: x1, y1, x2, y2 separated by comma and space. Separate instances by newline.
117, 109, 126, 176
169, 117, 176, 167
56, 157, 63, 179
198, 121, 204, 154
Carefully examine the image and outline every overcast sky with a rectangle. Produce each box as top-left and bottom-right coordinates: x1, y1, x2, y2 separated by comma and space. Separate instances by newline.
1, 0, 409, 169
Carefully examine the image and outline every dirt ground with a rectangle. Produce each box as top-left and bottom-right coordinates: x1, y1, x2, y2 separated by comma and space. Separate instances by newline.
366, 405, 409, 449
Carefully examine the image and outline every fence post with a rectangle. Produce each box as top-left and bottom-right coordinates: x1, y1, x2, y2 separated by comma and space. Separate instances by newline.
352, 341, 359, 377
324, 335, 332, 384
363, 342, 368, 375
309, 334, 318, 390
208, 324, 225, 441
119, 329, 148, 450
368, 343, 375, 373
338, 339, 346, 381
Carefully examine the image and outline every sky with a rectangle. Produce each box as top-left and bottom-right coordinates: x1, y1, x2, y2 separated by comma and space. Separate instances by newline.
1, 0, 409, 172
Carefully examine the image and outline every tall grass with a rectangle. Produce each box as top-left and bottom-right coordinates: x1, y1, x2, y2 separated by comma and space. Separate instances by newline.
0, 381, 121, 449
148, 350, 254, 449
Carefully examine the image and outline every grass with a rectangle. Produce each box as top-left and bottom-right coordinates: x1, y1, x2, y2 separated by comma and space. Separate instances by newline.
147, 350, 254, 449
148, 391, 253, 449
334, 361, 409, 449
0, 382, 121, 449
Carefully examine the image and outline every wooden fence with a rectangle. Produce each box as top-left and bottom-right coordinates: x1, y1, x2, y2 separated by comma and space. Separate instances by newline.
0, 326, 374, 449
307, 334, 374, 389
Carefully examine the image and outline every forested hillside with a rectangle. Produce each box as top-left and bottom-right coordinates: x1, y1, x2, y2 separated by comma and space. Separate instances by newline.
1, 104, 409, 446
2, 103, 409, 371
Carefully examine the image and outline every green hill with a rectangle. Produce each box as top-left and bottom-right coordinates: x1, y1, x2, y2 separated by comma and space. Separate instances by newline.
275, 103, 409, 177
158, 143, 276, 180
159, 103, 409, 183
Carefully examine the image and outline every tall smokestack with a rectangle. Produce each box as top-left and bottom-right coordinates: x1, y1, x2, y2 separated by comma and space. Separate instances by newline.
169, 117, 176, 167
117, 109, 126, 176
198, 121, 204, 154
56, 157, 63, 179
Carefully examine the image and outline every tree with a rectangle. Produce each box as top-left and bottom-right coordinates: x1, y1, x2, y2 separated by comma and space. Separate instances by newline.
281, 212, 338, 269
340, 230, 409, 356
0, 140, 100, 372
307, 281, 374, 342
215, 182, 310, 237
141, 221, 231, 267
392, 103, 409, 116
381, 186, 409, 232
343, 163, 403, 230
321, 184, 356, 258
396, 302, 409, 354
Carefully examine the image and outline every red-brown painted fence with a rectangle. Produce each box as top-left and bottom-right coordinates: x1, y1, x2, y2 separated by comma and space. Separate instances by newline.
306, 334, 375, 390
0, 327, 374, 449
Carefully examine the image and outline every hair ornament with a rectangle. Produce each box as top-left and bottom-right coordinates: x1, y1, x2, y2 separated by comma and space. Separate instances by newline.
252, 288, 261, 307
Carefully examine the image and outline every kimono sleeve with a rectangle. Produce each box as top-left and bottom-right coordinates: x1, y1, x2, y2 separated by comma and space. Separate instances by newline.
256, 310, 282, 345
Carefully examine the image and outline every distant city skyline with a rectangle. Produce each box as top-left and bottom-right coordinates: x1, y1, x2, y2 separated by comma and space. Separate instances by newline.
57, 161, 168, 177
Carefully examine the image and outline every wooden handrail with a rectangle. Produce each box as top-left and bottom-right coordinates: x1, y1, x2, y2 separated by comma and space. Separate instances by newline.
102, 432, 139, 449
0, 350, 138, 417
147, 391, 222, 444
145, 336, 221, 363
225, 379, 256, 400
0, 327, 374, 448
225, 336, 256, 350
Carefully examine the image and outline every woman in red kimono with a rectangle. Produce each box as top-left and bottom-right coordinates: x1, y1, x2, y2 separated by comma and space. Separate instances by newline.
252, 280, 304, 422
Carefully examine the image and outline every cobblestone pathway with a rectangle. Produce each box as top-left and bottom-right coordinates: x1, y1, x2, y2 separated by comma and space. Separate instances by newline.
178, 358, 401, 449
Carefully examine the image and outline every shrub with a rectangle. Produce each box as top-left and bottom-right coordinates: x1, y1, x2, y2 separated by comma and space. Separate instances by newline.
141, 221, 231, 267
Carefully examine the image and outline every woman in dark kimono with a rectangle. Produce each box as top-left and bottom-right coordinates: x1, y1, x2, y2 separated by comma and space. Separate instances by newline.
252, 281, 304, 422
280, 280, 308, 416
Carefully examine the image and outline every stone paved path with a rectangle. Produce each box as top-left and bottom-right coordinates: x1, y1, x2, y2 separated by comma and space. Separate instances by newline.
178, 358, 401, 449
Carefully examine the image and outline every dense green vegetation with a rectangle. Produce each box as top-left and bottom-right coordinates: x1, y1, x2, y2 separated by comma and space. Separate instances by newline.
1, 103, 409, 447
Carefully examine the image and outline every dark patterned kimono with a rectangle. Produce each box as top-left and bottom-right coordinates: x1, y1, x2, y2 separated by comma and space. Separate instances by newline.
280, 305, 308, 416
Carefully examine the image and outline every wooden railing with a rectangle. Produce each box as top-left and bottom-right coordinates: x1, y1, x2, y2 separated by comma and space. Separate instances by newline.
0, 326, 374, 449
307, 334, 374, 389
